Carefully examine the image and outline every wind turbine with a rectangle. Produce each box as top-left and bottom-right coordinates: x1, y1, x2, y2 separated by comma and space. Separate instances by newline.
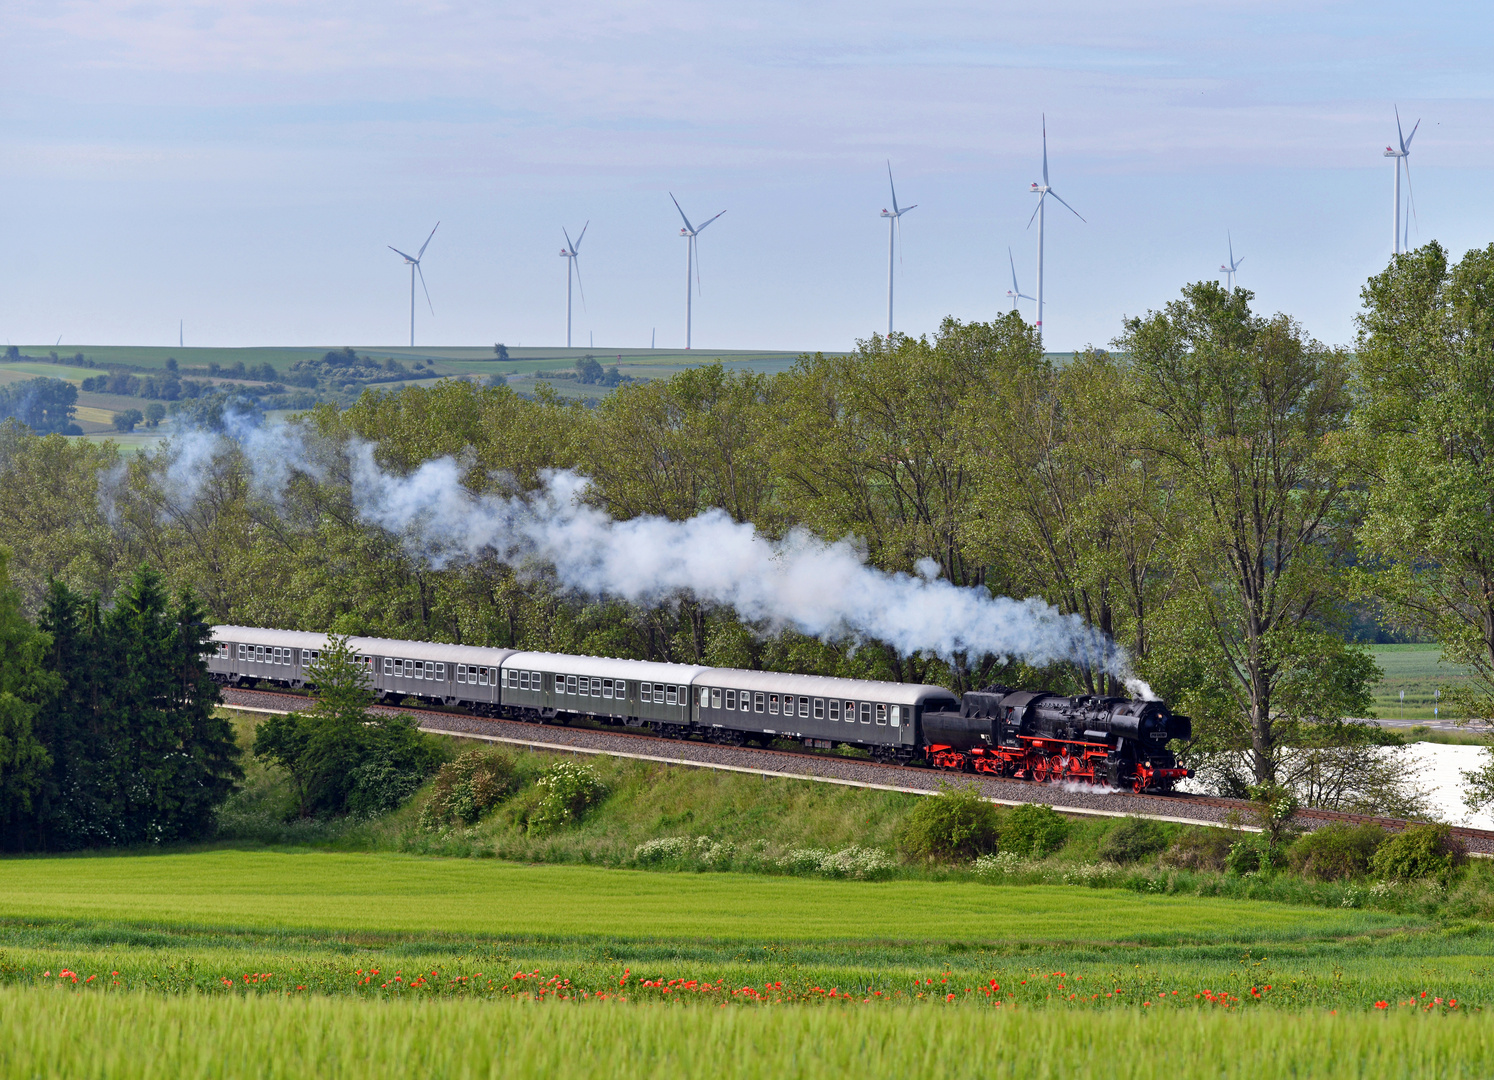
670, 194, 725, 349
1027, 115, 1084, 343
1005, 247, 1035, 313
1384, 107, 1420, 255
388, 222, 438, 348
559, 222, 588, 349
1219, 232, 1243, 291
879, 163, 916, 336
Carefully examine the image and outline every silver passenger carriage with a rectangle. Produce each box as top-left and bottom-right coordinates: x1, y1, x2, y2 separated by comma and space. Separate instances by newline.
692, 669, 958, 760
208, 626, 517, 715
500, 652, 710, 728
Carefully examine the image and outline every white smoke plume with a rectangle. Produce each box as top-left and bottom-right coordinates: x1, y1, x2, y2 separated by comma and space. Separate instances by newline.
118, 413, 1151, 684
345, 443, 1140, 679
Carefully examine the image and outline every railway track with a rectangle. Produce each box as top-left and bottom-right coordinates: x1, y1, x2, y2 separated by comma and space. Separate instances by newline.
219, 686, 1494, 853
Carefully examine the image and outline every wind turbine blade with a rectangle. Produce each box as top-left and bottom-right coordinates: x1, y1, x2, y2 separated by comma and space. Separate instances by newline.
901, 203, 917, 214
1041, 113, 1049, 187
417, 221, 439, 260
669, 192, 695, 233
574, 257, 587, 311
562, 227, 576, 253
1405, 118, 1420, 152
1228, 230, 1234, 265
389, 246, 417, 261
696, 209, 726, 232
1026, 192, 1046, 229
417, 262, 434, 316
1047, 189, 1086, 223
1008, 246, 1020, 292
1395, 105, 1405, 152
1234, 256, 1244, 269
887, 160, 899, 214
574, 220, 589, 250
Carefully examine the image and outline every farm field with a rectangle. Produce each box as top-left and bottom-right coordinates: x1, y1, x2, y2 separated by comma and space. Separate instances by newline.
1366, 644, 1478, 721
0, 848, 1489, 1079
0, 991, 1489, 1080
0, 849, 1402, 945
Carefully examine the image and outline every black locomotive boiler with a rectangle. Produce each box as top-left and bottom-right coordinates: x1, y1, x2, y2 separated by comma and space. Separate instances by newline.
920, 688, 1193, 792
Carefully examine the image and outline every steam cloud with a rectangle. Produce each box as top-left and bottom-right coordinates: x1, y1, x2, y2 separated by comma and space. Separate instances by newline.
130, 420, 1156, 694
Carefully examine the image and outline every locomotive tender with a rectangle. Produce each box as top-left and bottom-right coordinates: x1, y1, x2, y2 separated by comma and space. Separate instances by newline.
208, 625, 1191, 792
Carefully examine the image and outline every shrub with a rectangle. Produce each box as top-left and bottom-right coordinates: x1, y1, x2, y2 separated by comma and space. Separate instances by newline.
528, 761, 607, 832
1370, 822, 1467, 881
1225, 833, 1282, 875
973, 851, 1024, 878
779, 846, 897, 880
1288, 823, 1387, 881
899, 786, 1000, 861
1000, 803, 1070, 858
1161, 827, 1235, 872
1098, 817, 1167, 864
419, 749, 519, 830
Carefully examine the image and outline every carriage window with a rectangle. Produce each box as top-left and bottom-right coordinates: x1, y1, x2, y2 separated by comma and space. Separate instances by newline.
739, 691, 750, 712
383, 658, 392, 674
755, 692, 766, 713
532, 671, 541, 690
768, 694, 778, 715
799, 696, 809, 718
562, 674, 574, 694
640, 682, 651, 703
235, 644, 244, 659
665, 685, 678, 705
876, 703, 888, 725
520, 671, 530, 690
456, 664, 467, 683
603, 678, 614, 699
725, 689, 736, 710
477, 667, 488, 686
860, 702, 872, 724
813, 698, 824, 720
890, 705, 901, 728
711, 688, 722, 709
253, 646, 263, 662
829, 700, 840, 721
434, 663, 445, 679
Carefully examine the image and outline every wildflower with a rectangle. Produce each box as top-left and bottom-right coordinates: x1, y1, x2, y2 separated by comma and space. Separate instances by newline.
1374, 1001, 1389, 1010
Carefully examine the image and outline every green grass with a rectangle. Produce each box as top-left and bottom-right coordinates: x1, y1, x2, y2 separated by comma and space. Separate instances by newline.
0, 849, 1400, 945
0, 991, 1488, 1080
1366, 644, 1475, 721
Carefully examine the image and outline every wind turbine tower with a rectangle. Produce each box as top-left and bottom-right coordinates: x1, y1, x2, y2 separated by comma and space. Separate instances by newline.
1006, 247, 1035, 313
559, 223, 588, 348
388, 222, 439, 348
1220, 233, 1243, 291
670, 193, 725, 350
1384, 107, 1420, 255
879, 163, 916, 336
1027, 116, 1084, 343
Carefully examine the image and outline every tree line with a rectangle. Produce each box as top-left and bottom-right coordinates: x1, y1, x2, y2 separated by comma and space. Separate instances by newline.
2, 242, 1492, 814
0, 557, 240, 850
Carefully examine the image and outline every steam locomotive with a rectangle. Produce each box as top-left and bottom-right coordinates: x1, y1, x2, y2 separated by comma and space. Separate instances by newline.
208, 625, 1192, 793
921, 688, 1193, 792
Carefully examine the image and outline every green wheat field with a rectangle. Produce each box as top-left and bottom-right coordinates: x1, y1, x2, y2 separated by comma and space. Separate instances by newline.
0, 849, 1490, 1077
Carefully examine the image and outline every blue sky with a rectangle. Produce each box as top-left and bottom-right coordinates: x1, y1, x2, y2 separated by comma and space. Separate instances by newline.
3, 1, 1492, 353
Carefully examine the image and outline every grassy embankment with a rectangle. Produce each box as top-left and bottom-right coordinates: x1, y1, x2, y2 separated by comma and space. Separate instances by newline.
211, 710, 1494, 919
